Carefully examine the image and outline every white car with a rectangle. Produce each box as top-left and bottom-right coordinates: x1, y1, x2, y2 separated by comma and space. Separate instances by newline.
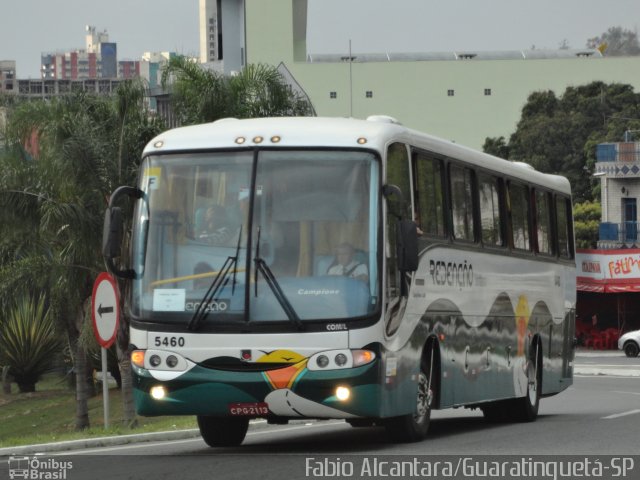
618, 329, 640, 358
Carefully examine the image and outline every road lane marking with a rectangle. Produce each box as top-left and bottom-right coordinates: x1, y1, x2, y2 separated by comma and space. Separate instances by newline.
612, 391, 640, 396
602, 409, 640, 420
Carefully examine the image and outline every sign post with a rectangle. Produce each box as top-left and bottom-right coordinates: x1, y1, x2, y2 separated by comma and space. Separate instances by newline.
91, 272, 120, 430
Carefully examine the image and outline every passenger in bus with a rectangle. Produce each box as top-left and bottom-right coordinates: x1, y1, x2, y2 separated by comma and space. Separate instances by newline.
327, 243, 368, 281
198, 205, 233, 244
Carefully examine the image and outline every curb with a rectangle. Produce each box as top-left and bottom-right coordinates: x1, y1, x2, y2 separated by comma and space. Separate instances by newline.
0, 428, 201, 456
0, 419, 273, 457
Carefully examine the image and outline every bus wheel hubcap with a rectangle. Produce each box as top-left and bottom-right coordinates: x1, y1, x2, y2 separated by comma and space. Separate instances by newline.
415, 372, 432, 421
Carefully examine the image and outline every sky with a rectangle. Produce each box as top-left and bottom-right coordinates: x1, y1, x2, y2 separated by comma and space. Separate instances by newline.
1, 0, 639, 79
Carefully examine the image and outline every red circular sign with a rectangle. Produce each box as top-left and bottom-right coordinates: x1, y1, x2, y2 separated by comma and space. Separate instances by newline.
91, 272, 120, 348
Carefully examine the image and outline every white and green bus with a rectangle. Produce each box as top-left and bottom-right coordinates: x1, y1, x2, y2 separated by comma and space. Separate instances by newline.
103, 116, 576, 446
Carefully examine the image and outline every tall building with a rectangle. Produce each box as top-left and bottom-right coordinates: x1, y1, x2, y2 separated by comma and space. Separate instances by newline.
199, 0, 245, 74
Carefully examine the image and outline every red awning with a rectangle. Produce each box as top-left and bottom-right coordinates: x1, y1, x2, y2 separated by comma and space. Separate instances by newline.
577, 277, 640, 293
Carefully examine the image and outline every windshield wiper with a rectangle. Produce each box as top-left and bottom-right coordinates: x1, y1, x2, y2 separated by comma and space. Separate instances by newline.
253, 227, 304, 331
187, 228, 243, 332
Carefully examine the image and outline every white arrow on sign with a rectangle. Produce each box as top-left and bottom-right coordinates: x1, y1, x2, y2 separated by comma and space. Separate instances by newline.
91, 272, 120, 348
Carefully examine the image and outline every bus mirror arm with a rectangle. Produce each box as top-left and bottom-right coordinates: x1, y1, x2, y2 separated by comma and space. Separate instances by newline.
102, 186, 143, 279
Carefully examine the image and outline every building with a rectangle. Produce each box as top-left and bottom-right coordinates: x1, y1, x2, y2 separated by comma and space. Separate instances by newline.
119, 60, 141, 79
0, 60, 16, 93
41, 26, 121, 80
200, 0, 640, 150
595, 141, 640, 248
199, 0, 245, 74
14, 78, 125, 98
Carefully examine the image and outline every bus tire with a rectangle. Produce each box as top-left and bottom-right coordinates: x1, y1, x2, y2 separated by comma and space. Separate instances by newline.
481, 401, 509, 422
511, 340, 542, 422
197, 415, 249, 447
346, 418, 375, 427
384, 347, 436, 442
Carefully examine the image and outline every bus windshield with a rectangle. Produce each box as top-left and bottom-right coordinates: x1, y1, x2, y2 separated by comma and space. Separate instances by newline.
131, 149, 380, 329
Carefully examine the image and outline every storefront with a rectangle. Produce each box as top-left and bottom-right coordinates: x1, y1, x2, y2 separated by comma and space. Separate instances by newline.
576, 249, 640, 348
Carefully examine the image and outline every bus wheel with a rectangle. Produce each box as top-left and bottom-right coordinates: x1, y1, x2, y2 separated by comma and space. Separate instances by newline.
197, 416, 249, 447
346, 418, 375, 427
512, 341, 542, 422
384, 349, 435, 442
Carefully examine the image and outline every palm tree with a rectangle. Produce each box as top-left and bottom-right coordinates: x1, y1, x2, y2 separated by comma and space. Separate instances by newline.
162, 57, 313, 124
0, 87, 163, 429
161, 55, 228, 125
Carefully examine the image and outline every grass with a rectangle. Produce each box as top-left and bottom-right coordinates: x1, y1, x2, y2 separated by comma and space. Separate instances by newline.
0, 373, 197, 448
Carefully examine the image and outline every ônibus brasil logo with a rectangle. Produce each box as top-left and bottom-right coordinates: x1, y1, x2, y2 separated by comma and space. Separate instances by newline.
8, 457, 72, 480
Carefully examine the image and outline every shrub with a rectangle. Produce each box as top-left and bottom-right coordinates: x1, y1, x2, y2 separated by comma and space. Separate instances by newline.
0, 295, 60, 392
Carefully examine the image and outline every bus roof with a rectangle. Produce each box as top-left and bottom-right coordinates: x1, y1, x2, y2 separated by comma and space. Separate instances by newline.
144, 116, 571, 195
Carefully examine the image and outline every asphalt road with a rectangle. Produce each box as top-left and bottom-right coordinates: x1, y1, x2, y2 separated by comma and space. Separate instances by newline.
2, 355, 639, 480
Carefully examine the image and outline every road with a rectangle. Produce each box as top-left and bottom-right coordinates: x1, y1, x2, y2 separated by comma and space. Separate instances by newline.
2, 355, 638, 480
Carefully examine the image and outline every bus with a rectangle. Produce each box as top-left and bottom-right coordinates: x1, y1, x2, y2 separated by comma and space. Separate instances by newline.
103, 115, 576, 446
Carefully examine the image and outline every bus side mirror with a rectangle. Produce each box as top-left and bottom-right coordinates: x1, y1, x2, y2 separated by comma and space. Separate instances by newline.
102, 186, 143, 279
397, 219, 419, 272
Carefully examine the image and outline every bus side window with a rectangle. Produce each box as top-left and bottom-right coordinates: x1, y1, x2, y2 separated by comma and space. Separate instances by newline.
507, 181, 531, 251
556, 196, 574, 259
535, 190, 554, 255
450, 164, 476, 242
413, 152, 446, 240
478, 173, 503, 247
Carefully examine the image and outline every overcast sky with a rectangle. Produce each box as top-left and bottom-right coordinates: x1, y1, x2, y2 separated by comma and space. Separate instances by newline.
1, 0, 639, 78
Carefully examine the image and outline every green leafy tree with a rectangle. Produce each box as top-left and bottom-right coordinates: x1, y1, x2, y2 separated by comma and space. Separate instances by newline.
482, 136, 509, 159
587, 27, 640, 56
0, 83, 163, 428
484, 82, 640, 203
0, 295, 60, 393
573, 201, 601, 249
162, 57, 313, 124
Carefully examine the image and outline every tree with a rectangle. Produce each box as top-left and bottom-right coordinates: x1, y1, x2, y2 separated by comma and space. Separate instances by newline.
482, 136, 509, 159
0, 85, 163, 428
573, 201, 601, 249
484, 81, 640, 203
162, 57, 314, 125
587, 27, 640, 56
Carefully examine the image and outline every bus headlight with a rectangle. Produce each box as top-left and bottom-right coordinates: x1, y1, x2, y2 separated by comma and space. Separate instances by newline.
307, 350, 376, 371
316, 355, 330, 368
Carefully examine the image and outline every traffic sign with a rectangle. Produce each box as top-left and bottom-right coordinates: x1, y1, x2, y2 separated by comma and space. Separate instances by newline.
91, 272, 120, 348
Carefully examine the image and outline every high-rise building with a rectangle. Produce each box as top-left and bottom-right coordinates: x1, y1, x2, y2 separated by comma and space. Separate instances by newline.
199, 0, 245, 74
